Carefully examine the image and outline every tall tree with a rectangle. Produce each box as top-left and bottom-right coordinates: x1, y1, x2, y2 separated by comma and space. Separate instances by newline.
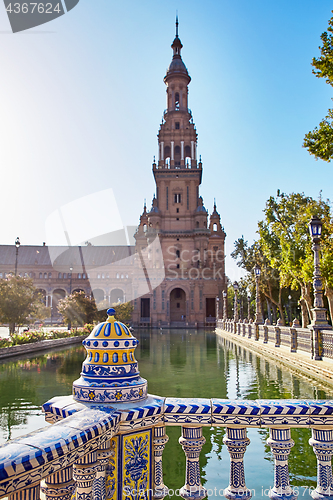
231, 238, 284, 323
258, 191, 332, 327
303, 12, 333, 161
57, 291, 98, 327
0, 276, 47, 334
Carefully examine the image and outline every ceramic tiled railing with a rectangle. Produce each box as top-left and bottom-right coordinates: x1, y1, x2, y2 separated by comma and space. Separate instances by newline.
1, 396, 333, 500
217, 318, 333, 360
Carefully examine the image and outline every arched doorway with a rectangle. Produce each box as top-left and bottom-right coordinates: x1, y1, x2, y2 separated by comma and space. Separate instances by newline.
52, 289, 66, 315
92, 289, 105, 307
110, 288, 124, 304
170, 288, 186, 322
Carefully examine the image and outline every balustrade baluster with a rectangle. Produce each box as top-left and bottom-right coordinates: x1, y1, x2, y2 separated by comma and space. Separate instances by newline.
309, 427, 333, 499
8, 483, 40, 500
179, 426, 207, 499
223, 427, 252, 500
266, 428, 297, 500
153, 426, 169, 499
41, 466, 75, 500
73, 451, 98, 500
93, 440, 113, 500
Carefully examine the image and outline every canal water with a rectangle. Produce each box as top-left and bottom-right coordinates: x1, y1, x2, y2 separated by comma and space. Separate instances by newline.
0, 329, 332, 499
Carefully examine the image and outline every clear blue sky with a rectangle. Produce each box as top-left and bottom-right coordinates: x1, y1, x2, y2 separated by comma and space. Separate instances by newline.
0, 0, 332, 280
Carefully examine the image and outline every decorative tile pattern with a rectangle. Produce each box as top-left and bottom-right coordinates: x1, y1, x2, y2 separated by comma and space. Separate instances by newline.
121, 429, 152, 500
308, 400, 333, 426
258, 399, 310, 427
164, 398, 211, 425
212, 399, 260, 427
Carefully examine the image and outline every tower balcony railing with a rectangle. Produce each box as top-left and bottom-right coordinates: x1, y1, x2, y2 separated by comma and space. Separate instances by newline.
154, 160, 201, 170
1, 395, 333, 500
163, 106, 192, 118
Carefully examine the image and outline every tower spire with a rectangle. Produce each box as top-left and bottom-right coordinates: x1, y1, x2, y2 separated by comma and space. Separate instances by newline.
176, 14, 179, 37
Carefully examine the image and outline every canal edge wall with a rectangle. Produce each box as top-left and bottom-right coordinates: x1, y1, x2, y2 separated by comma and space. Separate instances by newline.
216, 326, 333, 388
0, 334, 87, 360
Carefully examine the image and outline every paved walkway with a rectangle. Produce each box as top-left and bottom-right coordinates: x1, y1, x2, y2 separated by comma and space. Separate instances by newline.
216, 326, 333, 388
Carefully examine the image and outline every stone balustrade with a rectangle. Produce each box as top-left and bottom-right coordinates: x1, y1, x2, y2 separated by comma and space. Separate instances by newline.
217, 318, 333, 360
0, 397, 333, 500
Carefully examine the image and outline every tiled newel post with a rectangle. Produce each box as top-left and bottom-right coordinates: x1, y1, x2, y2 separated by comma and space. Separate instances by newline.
223, 427, 252, 500
267, 428, 297, 500
41, 466, 76, 500
309, 428, 333, 500
179, 426, 207, 499
153, 426, 169, 498
73, 452, 98, 500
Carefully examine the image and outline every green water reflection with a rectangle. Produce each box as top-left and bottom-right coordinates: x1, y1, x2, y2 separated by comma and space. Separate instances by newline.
0, 329, 332, 499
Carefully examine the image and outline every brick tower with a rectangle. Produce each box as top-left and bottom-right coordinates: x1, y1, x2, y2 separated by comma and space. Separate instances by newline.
132, 19, 227, 328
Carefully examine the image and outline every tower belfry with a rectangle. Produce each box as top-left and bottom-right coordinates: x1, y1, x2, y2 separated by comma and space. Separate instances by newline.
133, 20, 226, 328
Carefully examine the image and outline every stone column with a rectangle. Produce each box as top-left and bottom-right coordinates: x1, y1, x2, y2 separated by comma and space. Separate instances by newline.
275, 319, 282, 348
263, 319, 270, 344
8, 483, 40, 500
179, 426, 207, 500
266, 428, 297, 500
223, 427, 252, 500
73, 451, 98, 500
153, 426, 169, 499
309, 427, 333, 500
41, 466, 75, 500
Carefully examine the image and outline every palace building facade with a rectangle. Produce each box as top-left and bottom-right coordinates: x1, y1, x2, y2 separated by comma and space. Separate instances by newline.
0, 22, 226, 328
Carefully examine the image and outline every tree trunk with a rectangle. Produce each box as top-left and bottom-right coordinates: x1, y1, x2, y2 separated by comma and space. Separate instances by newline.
266, 298, 272, 323
277, 288, 285, 326
9, 323, 15, 335
303, 283, 313, 322
325, 287, 333, 325
299, 296, 309, 328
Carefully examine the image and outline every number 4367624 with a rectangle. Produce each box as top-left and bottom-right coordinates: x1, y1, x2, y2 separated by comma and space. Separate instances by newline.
6, 3, 61, 14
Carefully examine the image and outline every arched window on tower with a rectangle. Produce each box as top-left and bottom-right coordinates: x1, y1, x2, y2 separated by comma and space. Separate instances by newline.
185, 145, 191, 168
174, 145, 181, 168
165, 146, 171, 168
175, 92, 180, 110
213, 223, 218, 232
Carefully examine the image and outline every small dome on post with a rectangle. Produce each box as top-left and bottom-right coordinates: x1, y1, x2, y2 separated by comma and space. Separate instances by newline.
72, 308, 147, 404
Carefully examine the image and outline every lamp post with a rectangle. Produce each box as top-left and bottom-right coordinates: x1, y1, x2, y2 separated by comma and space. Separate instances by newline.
247, 294, 251, 321
254, 264, 264, 325
69, 266, 73, 294
14, 237, 20, 276
233, 281, 239, 323
216, 296, 219, 321
223, 291, 227, 320
308, 215, 331, 360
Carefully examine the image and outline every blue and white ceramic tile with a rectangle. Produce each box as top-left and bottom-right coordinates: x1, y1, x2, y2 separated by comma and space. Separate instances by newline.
61, 408, 116, 437
164, 397, 211, 425
308, 400, 333, 426
0, 441, 45, 481
118, 396, 164, 431
258, 399, 310, 426
212, 399, 260, 427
